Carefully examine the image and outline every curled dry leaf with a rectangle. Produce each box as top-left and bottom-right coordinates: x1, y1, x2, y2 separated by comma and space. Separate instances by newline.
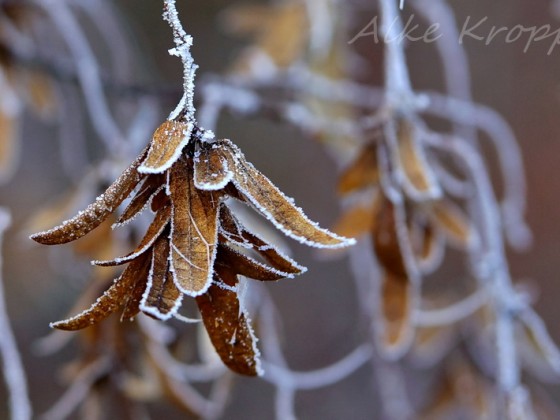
194, 144, 233, 190
408, 216, 445, 275
332, 200, 378, 242
139, 120, 192, 174
429, 199, 478, 250
140, 236, 183, 320
170, 158, 220, 296
408, 323, 457, 368
419, 358, 493, 419
52, 252, 151, 331
392, 117, 440, 200
380, 272, 414, 351
337, 143, 379, 195
196, 269, 261, 376
220, 139, 354, 248
115, 175, 166, 226
95, 205, 172, 267
372, 196, 419, 356
216, 243, 290, 281
219, 202, 306, 276
373, 197, 408, 278
31, 147, 148, 245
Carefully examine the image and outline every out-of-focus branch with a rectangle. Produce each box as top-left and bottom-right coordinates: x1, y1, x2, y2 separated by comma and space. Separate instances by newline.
411, 0, 477, 143
379, 0, 414, 108
37, 0, 126, 151
0, 209, 32, 420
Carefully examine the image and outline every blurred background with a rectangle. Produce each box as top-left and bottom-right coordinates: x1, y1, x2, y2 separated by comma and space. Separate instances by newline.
1, 0, 560, 418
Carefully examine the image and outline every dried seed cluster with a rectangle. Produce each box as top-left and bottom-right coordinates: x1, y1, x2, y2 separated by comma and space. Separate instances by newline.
32, 120, 354, 375
335, 116, 476, 357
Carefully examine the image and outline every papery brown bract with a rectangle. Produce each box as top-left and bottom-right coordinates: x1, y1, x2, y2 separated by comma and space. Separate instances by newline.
52, 252, 151, 330
31, 148, 148, 245
141, 236, 183, 319
139, 120, 192, 173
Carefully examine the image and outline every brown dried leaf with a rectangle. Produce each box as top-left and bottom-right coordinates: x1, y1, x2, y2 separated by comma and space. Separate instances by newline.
0, 110, 19, 183
151, 188, 170, 212
170, 159, 220, 296
140, 236, 183, 319
337, 143, 379, 195
519, 309, 560, 377
221, 139, 354, 248
115, 175, 166, 226
409, 324, 457, 368
120, 258, 153, 322
220, 204, 305, 275
373, 197, 408, 278
380, 272, 413, 351
429, 199, 477, 249
241, 229, 305, 275
419, 371, 456, 419
31, 147, 148, 245
218, 203, 245, 243
52, 253, 151, 330
194, 143, 233, 190
331, 200, 378, 239
372, 197, 421, 356
417, 223, 440, 266
138, 120, 192, 174
24, 70, 57, 119
409, 220, 444, 274
394, 118, 439, 199
196, 280, 261, 376
217, 244, 289, 281
419, 360, 492, 419
94, 205, 171, 267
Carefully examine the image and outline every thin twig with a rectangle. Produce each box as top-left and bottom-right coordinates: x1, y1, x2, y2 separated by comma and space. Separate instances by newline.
415, 288, 488, 327
38, 0, 126, 152
262, 344, 372, 390
41, 357, 110, 420
0, 209, 32, 420
162, 0, 198, 121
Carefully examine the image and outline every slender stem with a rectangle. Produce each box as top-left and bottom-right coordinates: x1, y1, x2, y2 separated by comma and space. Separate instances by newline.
162, 0, 198, 122
414, 288, 488, 327
431, 134, 522, 396
0, 209, 32, 420
412, 0, 476, 143
39, 0, 126, 152
378, 0, 414, 108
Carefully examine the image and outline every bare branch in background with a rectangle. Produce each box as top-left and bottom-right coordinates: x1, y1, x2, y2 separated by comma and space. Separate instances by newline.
0, 209, 32, 420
